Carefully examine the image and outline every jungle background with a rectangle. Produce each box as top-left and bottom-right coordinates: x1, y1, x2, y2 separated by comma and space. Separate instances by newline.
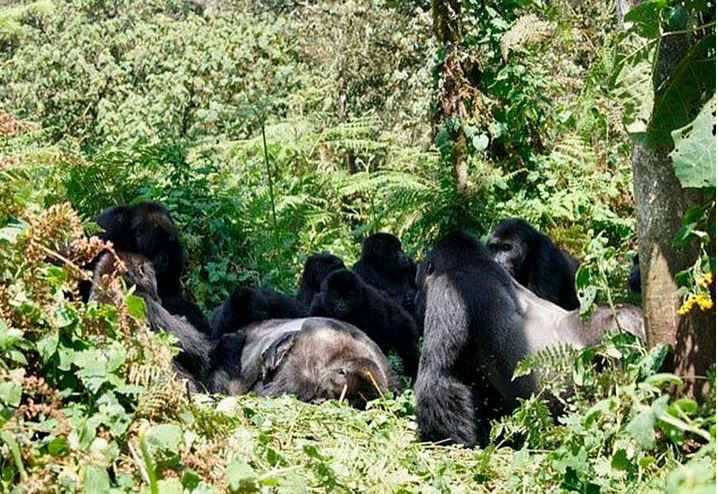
0, 0, 715, 492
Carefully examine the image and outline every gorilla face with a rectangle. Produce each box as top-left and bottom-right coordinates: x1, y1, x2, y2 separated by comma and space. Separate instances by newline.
92, 252, 159, 302
487, 236, 525, 276
321, 270, 364, 317
363, 233, 413, 275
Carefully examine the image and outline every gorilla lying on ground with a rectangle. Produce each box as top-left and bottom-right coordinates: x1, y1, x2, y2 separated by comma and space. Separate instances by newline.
414, 231, 644, 447
209, 286, 307, 339
297, 252, 347, 306
488, 218, 579, 310
310, 269, 420, 377
352, 233, 418, 315
213, 318, 398, 408
90, 252, 212, 390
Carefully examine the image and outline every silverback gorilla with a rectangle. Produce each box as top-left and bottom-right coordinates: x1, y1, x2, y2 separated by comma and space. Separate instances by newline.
352, 233, 418, 315
222, 318, 398, 408
414, 231, 644, 447
90, 252, 212, 390
488, 218, 579, 310
310, 269, 420, 377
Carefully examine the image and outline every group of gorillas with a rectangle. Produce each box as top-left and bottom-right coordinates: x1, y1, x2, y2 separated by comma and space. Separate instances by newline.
83, 201, 645, 448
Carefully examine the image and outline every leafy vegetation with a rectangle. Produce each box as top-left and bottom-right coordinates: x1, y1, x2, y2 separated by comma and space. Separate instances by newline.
0, 0, 715, 492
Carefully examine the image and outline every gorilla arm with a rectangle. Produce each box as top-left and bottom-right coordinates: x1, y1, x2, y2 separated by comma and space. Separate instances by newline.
415, 275, 480, 447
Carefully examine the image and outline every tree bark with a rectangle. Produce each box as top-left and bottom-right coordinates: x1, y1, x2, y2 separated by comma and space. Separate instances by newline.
431, 0, 469, 196
632, 32, 716, 398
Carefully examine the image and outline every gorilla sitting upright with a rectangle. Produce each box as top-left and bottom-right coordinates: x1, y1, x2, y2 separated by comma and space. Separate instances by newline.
296, 252, 346, 306
487, 218, 579, 310
414, 231, 644, 447
309, 269, 420, 378
352, 233, 418, 315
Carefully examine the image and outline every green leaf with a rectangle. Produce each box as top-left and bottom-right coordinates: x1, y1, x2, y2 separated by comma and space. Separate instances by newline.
611, 33, 657, 134
226, 460, 258, 492
36, 333, 59, 363
651, 35, 715, 145
0, 380, 22, 407
83, 465, 110, 494
670, 95, 716, 188
627, 408, 657, 449
145, 424, 183, 454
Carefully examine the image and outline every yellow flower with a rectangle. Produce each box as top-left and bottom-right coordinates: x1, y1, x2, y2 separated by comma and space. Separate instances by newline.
678, 296, 697, 315
698, 272, 713, 288
696, 293, 714, 311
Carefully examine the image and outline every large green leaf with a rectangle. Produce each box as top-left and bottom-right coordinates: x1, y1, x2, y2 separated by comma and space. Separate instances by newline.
670, 95, 716, 188
611, 32, 657, 134
650, 35, 716, 146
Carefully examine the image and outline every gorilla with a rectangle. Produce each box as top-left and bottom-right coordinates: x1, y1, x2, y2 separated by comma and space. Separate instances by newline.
309, 269, 420, 378
487, 218, 580, 310
162, 296, 212, 335
352, 233, 418, 315
207, 331, 246, 394
234, 318, 398, 408
209, 286, 307, 340
90, 252, 212, 390
414, 231, 644, 447
94, 201, 186, 299
296, 252, 347, 306
628, 254, 641, 293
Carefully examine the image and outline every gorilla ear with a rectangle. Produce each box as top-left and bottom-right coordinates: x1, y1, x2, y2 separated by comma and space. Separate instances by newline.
261, 331, 298, 379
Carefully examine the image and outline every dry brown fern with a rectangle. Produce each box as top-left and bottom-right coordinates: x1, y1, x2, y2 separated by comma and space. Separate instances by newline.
500, 14, 554, 60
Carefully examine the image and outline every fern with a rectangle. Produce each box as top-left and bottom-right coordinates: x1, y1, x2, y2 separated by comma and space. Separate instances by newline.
513, 342, 580, 380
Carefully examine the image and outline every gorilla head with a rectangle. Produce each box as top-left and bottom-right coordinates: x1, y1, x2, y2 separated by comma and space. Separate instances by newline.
487, 218, 579, 310
317, 269, 365, 318
297, 252, 346, 306
91, 251, 159, 302
252, 319, 396, 409
360, 233, 414, 279
486, 218, 533, 277
94, 201, 186, 298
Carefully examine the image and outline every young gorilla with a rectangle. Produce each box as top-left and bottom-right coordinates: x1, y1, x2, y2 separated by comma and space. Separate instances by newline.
209, 286, 307, 340
90, 252, 212, 390
296, 252, 347, 306
487, 218, 580, 310
236, 318, 398, 408
310, 269, 420, 378
414, 231, 644, 447
352, 233, 418, 316
94, 201, 186, 298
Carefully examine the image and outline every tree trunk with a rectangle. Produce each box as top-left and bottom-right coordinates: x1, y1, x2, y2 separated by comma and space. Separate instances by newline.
632, 32, 716, 398
431, 0, 469, 196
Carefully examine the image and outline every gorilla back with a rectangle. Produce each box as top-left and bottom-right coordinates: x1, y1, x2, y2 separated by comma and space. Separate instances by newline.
414, 230, 645, 448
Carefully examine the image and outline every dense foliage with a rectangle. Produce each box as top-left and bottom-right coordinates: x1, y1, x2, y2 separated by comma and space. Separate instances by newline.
0, 0, 715, 492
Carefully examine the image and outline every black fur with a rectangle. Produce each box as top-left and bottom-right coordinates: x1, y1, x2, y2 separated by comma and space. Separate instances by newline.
207, 331, 247, 394
297, 252, 346, 306
414, 231, 529, 447
415, 230, 645, 447
488, 218, 579, 310
161, 296, 212, 336
310, 269, 419, 378
210, 286, 307, 340
90, 252, 211, 390
94, 201, 186, 298
352, 233, 418, 316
